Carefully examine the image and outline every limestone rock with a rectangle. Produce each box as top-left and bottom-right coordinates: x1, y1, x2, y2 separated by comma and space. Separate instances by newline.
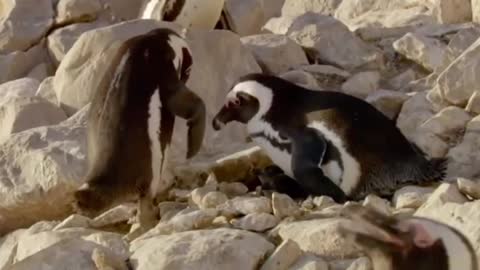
0, 42, 48, 84
158, 202, 188, 222
419, 106, 472, 143
0, 106, 88, 235
55, 0, 102, 24
312, 196, 337, 210
0, 95, 67, 144
457, 178, 480, 199
227, 196, 273, 215
286, 13, 384, 71
47, 21, 110, 66
278, 218, 361, 259
35, 77, 57, 105
393, 186, 435, 209
473, 0, 480, 23
387, 69, 417, 90
436, 37, 480, 105
224, 0, 266, 36
362, 194, 392, 216
281, 0, 343, 17
446, 115, 480, 178
466, 91, 480, 115
27, 63, 49, 82
0, 229, 26, 269
130, 228, 275, 270
241, 34, 308, 74
0, 0, 54, 54
396, 91, 435, 141
447, 27, 480, 59
346, 257, 372, 270
430, 0, 472, 24
9, 238, 127, 270
0, 78, 40, 99
191, 185, 217, 208
272, 192, 300, 219
412, 130, 449, 158
90, 203, 136, 228
280, 70, 321, 89
260, 239, 302, 270
53, 214, 91, 231
262, 15, 297, 35
416, 183, 468, 215
289, 254, 329, 270
296, 64, 350, 89
341, 71, 380, 99
201, 192, 229, 209
365, 89, 409, 119
393, 32, 449, 72
231, 213, 279, 232
100, 0, 144, 22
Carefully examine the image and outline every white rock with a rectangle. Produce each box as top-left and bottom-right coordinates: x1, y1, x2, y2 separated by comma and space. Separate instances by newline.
0, 43, 47, 84
457, 178, 480, 199
241, 34, 308, 74
447, 27, 480, 59
396, 92, 435, 141
53, 214, 91, 231
218, 182, 249, 196
393, 32, 449, 72
362, 194, 392, 216
281, 0, 343, 17
280, 70, 321, 89
272, 192, 300, 219
436, 37, 480, 105
388, 69, 417, 90
9, 238, 127, 270
0, 95, 67, 144
47, 21, 110, 66
0, 0, 54, 53
90, 203, 136, 228
419, 106, 472, 142
466, 91, 480, 115
260, 239, 302, 270
158, 201, 188, 222
229, 196, 273, 215
416, 183, 468, 215
446, 116, 480, 178
231, 213, 279, 232
130, 228, 275, 270
430, 0, 472, 24
191, 185, 217, 208
35, 77, 58, 105
101, 0, 144, 22
55, 0, 102, 24
346, 257, 372, 270
0, 106, 88, 235
365, 89, 409, 119
278, 218, 361, 259
224, 0, 266, 36
297, 64, 351, 78
27, 63, 49, 82
341, 71, 381, 99
0, 229, 26, 269
473, 0, 480, 23
201, 191, 229, 209
289, 254, 329, 270
262, 15, 297, 35
312, 196, 336, 210
413, 131, 450, 158
286, 13, 383, 71
393, 186, 435, 209
0, 78, 40, 99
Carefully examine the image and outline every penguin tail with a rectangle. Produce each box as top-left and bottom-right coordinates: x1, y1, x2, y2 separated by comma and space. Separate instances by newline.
418, 157, 448, 184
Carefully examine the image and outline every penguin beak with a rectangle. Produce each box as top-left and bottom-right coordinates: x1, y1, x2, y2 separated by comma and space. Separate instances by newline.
212, 105, 235, 131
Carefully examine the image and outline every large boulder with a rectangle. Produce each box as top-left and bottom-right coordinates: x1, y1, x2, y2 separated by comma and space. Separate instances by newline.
0, 42, 48, 84
224, 0, 266, 36
55, 0, 102, 24
0, 0, 54, 54
130, 228, 275, 270
281, 0, 343, 17
0, 106, 88, 235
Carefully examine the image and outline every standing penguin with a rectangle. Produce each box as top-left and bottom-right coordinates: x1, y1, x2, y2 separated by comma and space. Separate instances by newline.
212, 73, 446, 203
140, 0, 227, 30
338, 204, 478, 270
73, 28, 206, 241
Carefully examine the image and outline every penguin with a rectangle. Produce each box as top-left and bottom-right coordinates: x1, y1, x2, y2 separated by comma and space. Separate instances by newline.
212, 73, 447, 203
337, 204, 478, 270
72, 27, 206, 241
140, 0, 226, 30
256, 165, 310, 199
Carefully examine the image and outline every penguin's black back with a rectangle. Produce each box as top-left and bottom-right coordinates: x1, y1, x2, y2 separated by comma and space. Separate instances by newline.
240, 73, 447, 198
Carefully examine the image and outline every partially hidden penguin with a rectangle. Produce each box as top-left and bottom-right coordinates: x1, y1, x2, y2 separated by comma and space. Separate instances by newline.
212, 73, 447, 203
73, 28, 206, 241
338, 204, 477, 270
140, 0, 227, 30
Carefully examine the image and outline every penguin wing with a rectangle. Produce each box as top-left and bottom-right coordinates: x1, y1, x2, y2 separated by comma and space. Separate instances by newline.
165, 83, 206, 159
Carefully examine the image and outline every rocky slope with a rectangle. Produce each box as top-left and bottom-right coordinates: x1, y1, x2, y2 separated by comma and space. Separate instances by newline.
1, 0, 480, 269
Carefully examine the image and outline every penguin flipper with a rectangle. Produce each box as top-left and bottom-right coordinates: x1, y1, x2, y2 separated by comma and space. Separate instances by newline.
290, 128, 349, 203
257, 165, 310, 199
166, 84, 206, 159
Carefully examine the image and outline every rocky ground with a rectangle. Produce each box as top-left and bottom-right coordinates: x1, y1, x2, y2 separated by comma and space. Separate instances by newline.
1, 0, 480, 269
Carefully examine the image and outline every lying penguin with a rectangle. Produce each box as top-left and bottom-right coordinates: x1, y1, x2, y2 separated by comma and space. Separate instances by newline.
338, 204, 477, 270
73, 28, 206, 241
212, 73, 446, 203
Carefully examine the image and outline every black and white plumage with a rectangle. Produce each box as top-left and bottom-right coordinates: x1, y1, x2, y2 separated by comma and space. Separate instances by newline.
212, 73, 447, 202
338, 204, 477, 270
141, 0, 226, 30
73, 28, 206, 240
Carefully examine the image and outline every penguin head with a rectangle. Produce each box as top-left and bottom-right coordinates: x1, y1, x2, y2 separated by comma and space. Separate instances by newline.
212, 73, 274, 130
338, 204, 476, 270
